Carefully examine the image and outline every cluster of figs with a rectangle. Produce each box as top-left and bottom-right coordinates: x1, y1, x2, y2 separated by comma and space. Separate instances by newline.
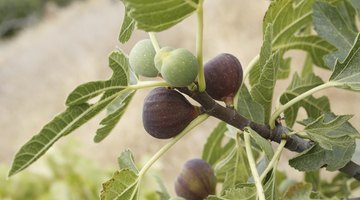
129, 39, 243, 200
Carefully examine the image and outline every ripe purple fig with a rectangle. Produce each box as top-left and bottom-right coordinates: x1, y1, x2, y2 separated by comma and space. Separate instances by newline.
204, 53, 243, 104
142, 87, 199, 139
175, 159, 216, 200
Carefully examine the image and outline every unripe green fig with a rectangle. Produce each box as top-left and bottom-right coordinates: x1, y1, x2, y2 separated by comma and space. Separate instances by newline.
142, 87, 199, 139
129, 39, 158, 77
204, 53, 243, 103
155, 47, 198, 87
175, 159, 216, 200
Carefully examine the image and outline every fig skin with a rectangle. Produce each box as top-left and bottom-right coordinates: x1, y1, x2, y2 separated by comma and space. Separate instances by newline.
175, 159, 216, 200
204, 53, 243, 102
155, 47, 199, 87
142, 87, 199, 139
129, 39, 158, 77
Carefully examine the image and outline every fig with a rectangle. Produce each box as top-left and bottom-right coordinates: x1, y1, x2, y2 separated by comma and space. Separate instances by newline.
142, 87, 199, 139
155, 47, 198, 87
175, 159, 216, 200
204, 53, 243, 103
129, 39, 158, 77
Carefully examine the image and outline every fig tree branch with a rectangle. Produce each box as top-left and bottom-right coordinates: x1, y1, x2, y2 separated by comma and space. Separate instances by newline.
177, 87, 360, 181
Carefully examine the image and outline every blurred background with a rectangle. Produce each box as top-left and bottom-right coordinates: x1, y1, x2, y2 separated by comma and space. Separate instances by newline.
1, 0, 360, 199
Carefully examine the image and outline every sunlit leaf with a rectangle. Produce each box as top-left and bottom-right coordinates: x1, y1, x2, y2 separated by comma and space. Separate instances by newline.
119, 6, 136, 43
94, 90, 135, 142
8, 99, 119, 177
123, 0, 198, 32
118, 149, 138, 173
66, 51, 129, 106
100, 169, 139, 200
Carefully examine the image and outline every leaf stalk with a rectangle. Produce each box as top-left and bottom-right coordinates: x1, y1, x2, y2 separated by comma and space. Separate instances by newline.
244, 130, 265, 200
196, 0, 206, 92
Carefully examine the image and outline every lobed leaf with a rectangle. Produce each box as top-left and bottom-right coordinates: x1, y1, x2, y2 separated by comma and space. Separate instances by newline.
251, 24, 279, 124
94, 90, 135, 142
122, 0, 198, 32
66, 51, 129, 106
313, 0, 358, 68
262, 0, 337, 70
100, 169, 139, 200
329, 33, 360, 91
236, 84, 265, 124
289, 142, 355, 171
9, 90, 121, 177
119, 6, 136, 43
302, 114, 355, 150
291, 113, 358, 171
117, 149, 138, 173
280, 73, 330, 127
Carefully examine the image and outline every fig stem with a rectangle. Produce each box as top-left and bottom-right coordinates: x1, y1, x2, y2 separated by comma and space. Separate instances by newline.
196, 0, 206, 92
260, 138, 286, 181
244, 129, 265, 200
149, 32, 160, 53
243, 54, 260, 81
137, 114, 209, 183
269, 81, 340, 129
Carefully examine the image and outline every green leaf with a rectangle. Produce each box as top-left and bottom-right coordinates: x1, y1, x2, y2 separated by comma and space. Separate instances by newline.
8, 104, 88, 176
154, 175, 171, 200
290, 113, 358, 171
123, 0, 198, 32
349, 0, 360, 17
281, 183, 312, 200
304, 170, 320, 191
215, 146, 249, 191
202, 122, 230, 166
246, 127, 274, 160
66, 51, 129, 106
274, 35, 335, 68
9, 90, 121, 177
223, 187, 257, 200
329, 33, 360, 91
250, 24, 279, 124
301, 54, 314, 78
289, 142, 356, 171
313, 0, 358, 68
119, 6, 136, 43
280, 73, 330, 127
236, 84, 265, 124
118, 149, 138, 173
263, 0, 336, 69
303, 114, 355, 150
94, 90, 135, 142
277, 57, 291, 80
100, 169, 139, 200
